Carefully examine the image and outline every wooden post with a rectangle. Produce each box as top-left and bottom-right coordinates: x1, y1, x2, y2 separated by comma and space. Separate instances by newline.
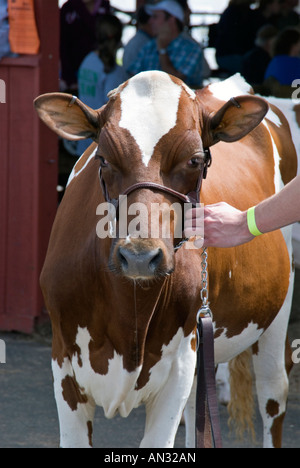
0, 0, 59, 332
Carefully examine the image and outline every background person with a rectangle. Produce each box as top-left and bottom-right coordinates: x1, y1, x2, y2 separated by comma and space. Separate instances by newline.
127, 0, 203, 89
122, 6, 153, 71
0, 0, 10, 59
215, 0, 266, 75
77, 14, 128, 155
257, 0, 281, 22
60, 0, 111, 93
242, 24, 278, 87
264, 27, 300, 85
270, 0, 300, 30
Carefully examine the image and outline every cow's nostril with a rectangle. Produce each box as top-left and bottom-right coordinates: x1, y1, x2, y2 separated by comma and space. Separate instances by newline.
118, 249, 129, 272
149, 249, 163, 273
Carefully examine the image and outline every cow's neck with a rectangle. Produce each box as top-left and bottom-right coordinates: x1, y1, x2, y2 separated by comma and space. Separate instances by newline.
102, 276, 171, 373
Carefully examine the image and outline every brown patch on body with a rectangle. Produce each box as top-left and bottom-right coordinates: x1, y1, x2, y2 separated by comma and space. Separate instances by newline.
61, 375, 88, 411
87, 421, 93, 447
252, 342, 259, 356
270, 413, 285, 448
266, 399, 280, 418
294, 103, 300, 128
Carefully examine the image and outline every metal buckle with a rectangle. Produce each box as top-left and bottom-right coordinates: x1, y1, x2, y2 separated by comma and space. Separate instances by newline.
197, 305, 212, 323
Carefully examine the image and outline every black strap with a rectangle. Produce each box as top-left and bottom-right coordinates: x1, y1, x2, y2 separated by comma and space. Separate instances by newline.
196, 316, 222, 448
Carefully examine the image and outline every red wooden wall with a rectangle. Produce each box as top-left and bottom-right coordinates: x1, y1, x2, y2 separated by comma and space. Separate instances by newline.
0, 1, 59, 333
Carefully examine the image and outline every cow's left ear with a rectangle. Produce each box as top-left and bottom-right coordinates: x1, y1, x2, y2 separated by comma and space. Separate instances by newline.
34, 93, 101, 141
204, 95, 269, 146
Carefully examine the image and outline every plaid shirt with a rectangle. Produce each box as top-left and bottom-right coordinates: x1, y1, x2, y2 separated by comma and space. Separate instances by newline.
127, 34, 203, 88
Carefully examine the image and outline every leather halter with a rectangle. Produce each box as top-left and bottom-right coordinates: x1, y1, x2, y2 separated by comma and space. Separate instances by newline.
98, 148, 212, 214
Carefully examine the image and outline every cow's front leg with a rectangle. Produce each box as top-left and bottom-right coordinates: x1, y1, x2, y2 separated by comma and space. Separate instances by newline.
52, 358, 96, 448
140, 337, 196, 448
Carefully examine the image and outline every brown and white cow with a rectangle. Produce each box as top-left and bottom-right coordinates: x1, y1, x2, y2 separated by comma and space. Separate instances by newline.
35, 71, 297, 448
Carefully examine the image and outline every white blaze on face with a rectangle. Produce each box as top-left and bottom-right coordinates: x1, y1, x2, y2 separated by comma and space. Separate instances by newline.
119, 71, 182, 167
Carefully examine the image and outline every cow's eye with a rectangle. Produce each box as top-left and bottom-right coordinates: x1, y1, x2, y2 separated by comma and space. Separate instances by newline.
96, 155, 109, 168
187, 157, 202, 168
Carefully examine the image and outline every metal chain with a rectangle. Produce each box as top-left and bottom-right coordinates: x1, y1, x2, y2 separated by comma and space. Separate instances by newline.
175, 243, 212, 321
200, 248, 209, 305
197, 248, 212, 322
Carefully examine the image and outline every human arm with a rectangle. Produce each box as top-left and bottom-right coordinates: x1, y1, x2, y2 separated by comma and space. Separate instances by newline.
158, 39, 203, 88
157, 49, 186, 81
155, 23, 186, 81
254, 174, 300, 232
155, 24, 203, 87
184, 174, 300, 248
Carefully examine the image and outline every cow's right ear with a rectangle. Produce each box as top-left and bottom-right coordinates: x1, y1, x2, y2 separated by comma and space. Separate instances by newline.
202, 95, 269, 147
34, 93, 101, 141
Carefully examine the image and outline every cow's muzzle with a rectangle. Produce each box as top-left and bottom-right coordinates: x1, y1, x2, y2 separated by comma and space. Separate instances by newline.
118, 246, 163, 279
110, 240, 174, 280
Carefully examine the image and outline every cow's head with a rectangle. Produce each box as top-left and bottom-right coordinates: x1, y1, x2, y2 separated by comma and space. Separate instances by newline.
35, 71, 268, 281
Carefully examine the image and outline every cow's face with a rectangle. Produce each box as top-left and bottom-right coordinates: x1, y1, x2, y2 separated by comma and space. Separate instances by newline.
96, 72, 207, 280
34, 71, 268, 281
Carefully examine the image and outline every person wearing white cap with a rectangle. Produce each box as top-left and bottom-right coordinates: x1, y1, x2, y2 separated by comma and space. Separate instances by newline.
127, 0, 203, 88
146, 0, 186, 23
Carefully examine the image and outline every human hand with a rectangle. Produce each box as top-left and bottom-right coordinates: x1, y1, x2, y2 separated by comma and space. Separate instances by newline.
156, 22, 173, 49
185, 202, 254, 248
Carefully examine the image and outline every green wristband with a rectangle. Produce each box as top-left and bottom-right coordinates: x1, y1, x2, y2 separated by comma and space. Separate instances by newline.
247, 206, 263, 237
